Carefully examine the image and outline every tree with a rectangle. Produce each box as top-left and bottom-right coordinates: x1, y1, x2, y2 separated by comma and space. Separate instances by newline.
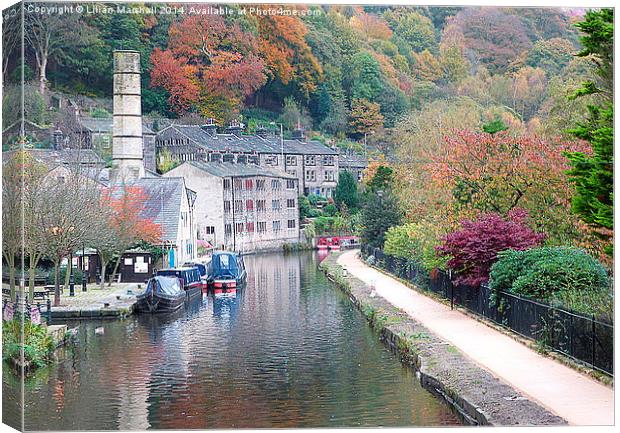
526, 38, 575, 76
451, 8, 533, 73
436, 208, 545, 286
2, 8, 20, 82
334, 171, 359, 211
385, 9, 437, 53
360, 191, 402, 248
564, 9, 613, 255
24, 12, 91, 96
2, 151, 25, 300
350, 13, 393, 40
253, 9, 323, 99
344, 51, 384, 102
482, 118, 508, 134
428, 130, 588, 217
150, 14, 266, 121
349, 98, 384, 137
37, 168, 103, 306
366, 165, 394, 193
412, 49, 442, 81
101, 184, 162, 287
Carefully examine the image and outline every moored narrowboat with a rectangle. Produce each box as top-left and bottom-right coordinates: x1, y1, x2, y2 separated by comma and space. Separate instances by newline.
136, 276, 185, 313
207, 251, 247, 291
156, 267, 203, 298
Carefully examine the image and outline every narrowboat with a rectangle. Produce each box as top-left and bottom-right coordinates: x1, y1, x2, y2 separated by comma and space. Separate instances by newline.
156, 267, 203, 298
182, 261, 209, 290
136, 276, 185, 313
207, 251, 247, 292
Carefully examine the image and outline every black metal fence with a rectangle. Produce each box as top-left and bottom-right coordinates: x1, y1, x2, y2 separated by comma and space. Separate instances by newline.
361, 245, 614, 376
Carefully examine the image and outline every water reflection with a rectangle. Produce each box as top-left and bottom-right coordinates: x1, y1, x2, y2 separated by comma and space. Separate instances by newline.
4, 251, 460, 430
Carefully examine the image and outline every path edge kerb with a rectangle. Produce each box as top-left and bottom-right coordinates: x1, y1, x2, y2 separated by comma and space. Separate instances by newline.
319, 252, 567, 427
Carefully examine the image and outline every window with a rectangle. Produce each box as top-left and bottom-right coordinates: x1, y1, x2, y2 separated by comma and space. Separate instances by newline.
246, 199, 254, 211
324, 170, 335, 181
248, 155, 259, 165
234, 200, 243, 212
223, 179, 231, 190
234, 179, 243, 190
265, 154, 278, 165
288, 219, 296, 229
237, 155, 247, 164
287, 199, 295, 208
271, 179, 281, 190
286, 155, 297, 166
223, 154, 235, 163
224, 201, 231, 213
257, 222, 267, 233
286, 179, 295, 189
225, 224, 232, 235
245, 179, 253, 190
287, 170, 297, 177
305, 170, 316, 182
210, 153, 222, 163
323, 155, 335, 166
246, 222, 255, 233
272, 220, 281, 232
272, 200, 281, 211
305, 155, 316, 165
257, 200, 266, 212
256, 179, 265, 190
205, 226, 215, 235
235, 223, 244, 233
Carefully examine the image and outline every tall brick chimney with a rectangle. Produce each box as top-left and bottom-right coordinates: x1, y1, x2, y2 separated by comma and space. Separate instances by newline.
111, 50, 144, 182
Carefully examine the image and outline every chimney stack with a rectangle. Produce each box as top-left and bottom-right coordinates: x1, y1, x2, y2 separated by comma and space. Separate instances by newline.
111, 50, 144, 182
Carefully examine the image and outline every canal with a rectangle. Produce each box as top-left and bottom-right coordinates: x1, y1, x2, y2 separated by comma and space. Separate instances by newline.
3, 251, 460, 429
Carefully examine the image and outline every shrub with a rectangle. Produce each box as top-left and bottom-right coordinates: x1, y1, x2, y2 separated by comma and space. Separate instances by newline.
384, 222, 447, 271
2, 318, 55, 369
489, 246, 610, 301
323, 203, 338, 217
436, 208, 545, 286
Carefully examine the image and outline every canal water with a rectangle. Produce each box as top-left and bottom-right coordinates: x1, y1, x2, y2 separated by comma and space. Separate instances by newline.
3, 252, 460, 429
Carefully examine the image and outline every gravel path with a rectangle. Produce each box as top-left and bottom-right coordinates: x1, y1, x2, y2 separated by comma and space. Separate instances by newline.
338, 250, 614, 426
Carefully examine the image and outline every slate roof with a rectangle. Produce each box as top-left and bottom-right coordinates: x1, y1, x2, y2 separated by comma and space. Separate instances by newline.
2, 149, 104, 167
186, 161, 296, 179
128, 177, 187, 244
157, 124, 338, 155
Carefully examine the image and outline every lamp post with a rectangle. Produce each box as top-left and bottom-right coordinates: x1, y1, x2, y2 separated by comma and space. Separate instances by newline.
69, 252, 75, 297
82, 243, 87, 292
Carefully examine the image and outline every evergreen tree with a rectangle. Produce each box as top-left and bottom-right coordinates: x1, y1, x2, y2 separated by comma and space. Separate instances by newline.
482, 118, 508, 134
564, 9, 613, 255
334, 171, 359, 211
360, 191, 402, 248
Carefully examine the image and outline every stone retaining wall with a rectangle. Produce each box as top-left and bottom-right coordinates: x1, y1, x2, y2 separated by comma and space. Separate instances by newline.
319, 252, 567, 426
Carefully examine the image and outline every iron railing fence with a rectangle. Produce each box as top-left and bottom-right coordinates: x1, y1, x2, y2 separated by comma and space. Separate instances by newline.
361, 245, 613, 375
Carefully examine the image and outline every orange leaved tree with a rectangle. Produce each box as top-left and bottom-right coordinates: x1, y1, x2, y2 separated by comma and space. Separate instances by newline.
98, 185, 161, 289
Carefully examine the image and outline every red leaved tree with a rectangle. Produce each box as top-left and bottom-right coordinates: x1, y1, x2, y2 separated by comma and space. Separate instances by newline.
436, 208, 545, 287
150, 14, 266, 121
97, 185, 161, 288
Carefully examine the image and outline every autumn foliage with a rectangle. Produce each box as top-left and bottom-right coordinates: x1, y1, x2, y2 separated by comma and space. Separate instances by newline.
150, 14, 266, 121
102, 185, 162, 246
436, 208, 545, 286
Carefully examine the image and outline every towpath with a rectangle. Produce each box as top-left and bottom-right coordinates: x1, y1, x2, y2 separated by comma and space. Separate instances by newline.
338, 249, 614, 426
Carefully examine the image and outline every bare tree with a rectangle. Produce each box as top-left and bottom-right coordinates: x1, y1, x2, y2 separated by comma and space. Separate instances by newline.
36, 160, 104, 305
2, 6, 21, 81
2, 150, 25, 301
24, 10, 89, 97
